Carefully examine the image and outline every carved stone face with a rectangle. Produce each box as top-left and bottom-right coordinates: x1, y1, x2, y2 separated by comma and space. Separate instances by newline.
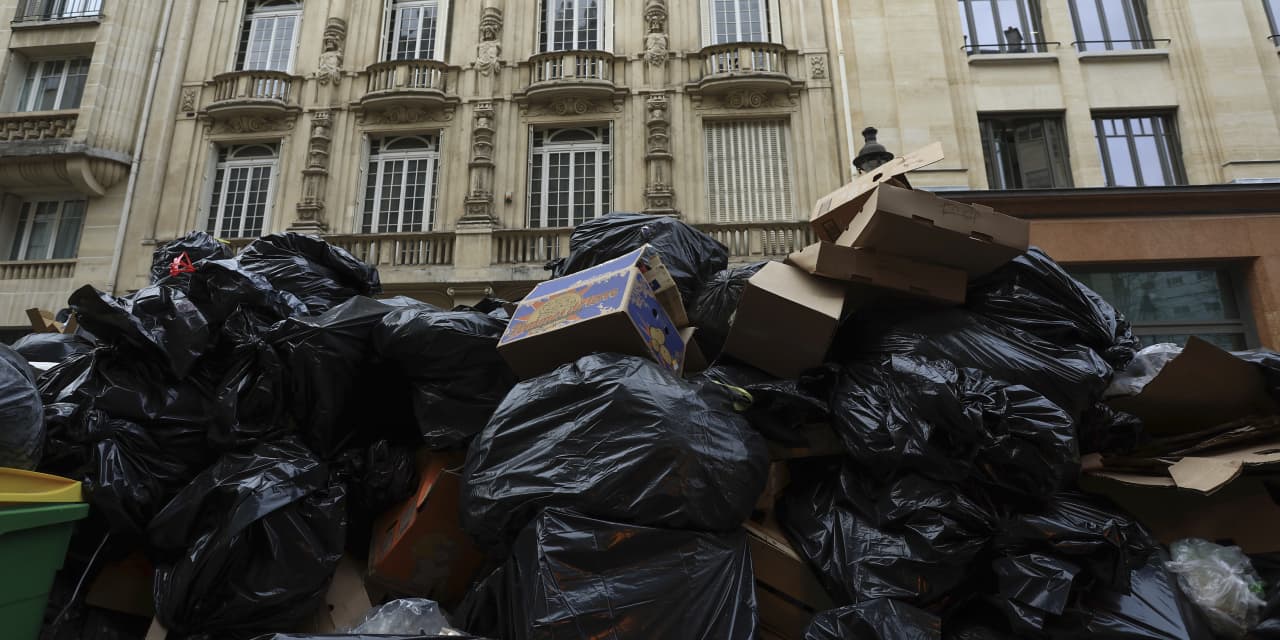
481, 24, 499, 40
323, 33, 340, 52
646, 14, 664, 33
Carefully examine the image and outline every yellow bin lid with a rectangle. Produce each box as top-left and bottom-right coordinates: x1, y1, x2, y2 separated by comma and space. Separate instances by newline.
0, 468, 83, 504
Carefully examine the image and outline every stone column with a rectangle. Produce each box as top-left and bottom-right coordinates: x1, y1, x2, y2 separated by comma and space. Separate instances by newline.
643, 94, 677, 216
292, 110, 333, 232
458, 101, 498, 227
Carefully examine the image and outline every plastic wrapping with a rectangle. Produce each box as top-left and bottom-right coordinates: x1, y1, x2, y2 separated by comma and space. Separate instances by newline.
68, 284, 212, 379
803, 599, 942, 640
990, 553, 1082, 633
832, 355, 1077, 499
549, 212, 729, 303
967, 247, 1140, 370
1166, 538, 1265, 639
149, 438, 347, 635
693, 359, 830, 444
1052, 555, 1214, 640
1077, 402, 1144, 455
1106, 343, 1182, 399
349, 599, 465, 635
688, 262, 768, 360
0, 343, 44, 469
10, 332, 93, 364
150, 231, 234, 284
458, 508, 757, 640
461, 353, 768, 549
373, 304, 516, 449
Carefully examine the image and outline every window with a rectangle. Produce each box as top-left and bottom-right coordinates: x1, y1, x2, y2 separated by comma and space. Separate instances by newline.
705, 0, 772, 44
1070, 266, 1253, 349
206, 144, 279, 239
1267, 0, 1280, 40
235, 0, 302, 72
528, 127, 611, 228
1069, 0, 1153, 51
6, 199, 84, 261
16, 58, 90, 112
958, 0, 1047, 54
539, 0, 606, 52
705, 120, 794, 222
1094, 114, 1186, 187
362, 135, 440, 234
382, 0, 448, 61
14, 0, 103, 22
979, 114, 1073, 189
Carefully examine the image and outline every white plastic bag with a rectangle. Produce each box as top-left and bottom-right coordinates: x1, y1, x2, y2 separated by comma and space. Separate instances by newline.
349, 598, 466, 636
1166, 538, 1266, 639
1105, 343, 1183, 399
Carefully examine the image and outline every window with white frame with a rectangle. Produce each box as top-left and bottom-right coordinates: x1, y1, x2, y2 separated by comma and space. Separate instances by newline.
14, 0, 103, 23
16, 58, 90, 112
235, 0, 302, 72
382, 0, 449, 61
702, 0, 780, 45
6, 198, 85, 261
704, 119, 794, 222
528, 127, 611, 228
206, 144, 279, 239
361, 135, 441, 234
539, 0, 607, 52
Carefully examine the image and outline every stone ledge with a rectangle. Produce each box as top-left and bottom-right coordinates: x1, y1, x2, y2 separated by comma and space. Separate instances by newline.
1078, 49, 1171, 63
967, 52, 1059, 66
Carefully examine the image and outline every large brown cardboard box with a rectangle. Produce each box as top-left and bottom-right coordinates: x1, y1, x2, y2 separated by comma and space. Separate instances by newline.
809, 143, 946, 242
721, 262, 846, 379
787, 241, 967, 306
368, 451, 485, 609
747, 519, 835, 639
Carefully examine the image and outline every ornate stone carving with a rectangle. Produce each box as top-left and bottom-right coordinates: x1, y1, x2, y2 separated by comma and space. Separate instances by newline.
523, 97, 621, 117
293, 110, 333, 231
357, 105, 456, 125
693, 90, 797, 111
643, 94, 677, 216
643, 0, 669, 66
317, 18, 347, 85
476, 2, 504, 76
459, 102, 498, 226
210, 115, 294, 134
0, 113, 78, 141
808, 54, 828, 79
179, 87, 197, 113
727, 90, 768, 109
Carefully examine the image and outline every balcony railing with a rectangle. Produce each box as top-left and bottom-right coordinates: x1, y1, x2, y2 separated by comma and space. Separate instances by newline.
210, 71, 297, 107
0, 259, 76, 280
329, 232, 455, 267
0, 111, 77, 142
962, 41, 1059, 55
13, 0, 101, 23
1072, 38, 1171, 53
700, 42, 788, 77
529, 50, 614, 85
696, 222, 815, 259
492, 229, 572, 265
365, 59, 449, 96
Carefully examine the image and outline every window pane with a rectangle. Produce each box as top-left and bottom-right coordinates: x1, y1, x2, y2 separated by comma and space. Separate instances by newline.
25, 202, 59, 260
1094, 114, 1184, 187
52, 200, 85, 259
1072, 0, 1106, 46
36, 60, 65, 111
9, 205, 30, 261
60, 58, 89, 109
18, 64, 38, 111
1269, 0, 1280, 34
1072, 269, 1241, 323
979, 115, 1072, 189
1139, 332, 1248, 351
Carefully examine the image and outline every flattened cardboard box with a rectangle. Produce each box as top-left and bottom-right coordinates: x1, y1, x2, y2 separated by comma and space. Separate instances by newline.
499, 245, 687, 379
747, 519, 835, 640
787, 241, 967, 306
722, 262, 846, 380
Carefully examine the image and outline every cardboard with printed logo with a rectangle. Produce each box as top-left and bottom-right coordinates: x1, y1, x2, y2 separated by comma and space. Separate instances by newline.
498, 245, 688, 379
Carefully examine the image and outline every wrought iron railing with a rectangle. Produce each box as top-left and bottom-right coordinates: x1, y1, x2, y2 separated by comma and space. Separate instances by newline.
13, 0, 101, 23
1072, 38, 1171, 52
962, 41, 1059, 55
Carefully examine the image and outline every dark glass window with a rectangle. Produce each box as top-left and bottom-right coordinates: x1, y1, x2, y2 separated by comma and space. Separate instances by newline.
979, 114, 1074, 189
1069, 0, 1154, 51
1094, 114, 1187, 187
958, 0, 1047, 54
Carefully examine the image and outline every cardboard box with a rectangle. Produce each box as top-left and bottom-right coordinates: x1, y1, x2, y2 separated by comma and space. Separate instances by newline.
810, 142, 946, 242
747, 519, 835, 639
722, 262, 846, 380
498, 246, 688, 379
299, 556, 372, 633
786, 241, 967, 306
368, 451, 485, 609
86, 552, 155, 618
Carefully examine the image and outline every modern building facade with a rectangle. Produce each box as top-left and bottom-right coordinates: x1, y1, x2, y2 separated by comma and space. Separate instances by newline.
2, 0, 1279, 349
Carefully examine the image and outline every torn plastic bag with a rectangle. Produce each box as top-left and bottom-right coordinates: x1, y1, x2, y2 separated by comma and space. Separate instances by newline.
1046, 554, 1214, 640
461, 353, 768, 549
462, 508, 757, 640
1166, 538, 1265, 639
990, 553, 1082, 633
778, 464, 996, 608
10, 331, 93, 364
838, 308, 1113, 419
832, 355, 1077, 499
693, 359, 830, 445
151, 231, 234, 284
149, 438, 347, 636
803, 599, 942, 640
967, 247, 1140, 370
349, 598, 465, 635
688, 262, 768, 360
68, 284, 212, 379
548, 212, 729, 303
373, 304, 517, 449
0, 343, 43, 469
209, 307, 290, 450
997, 491, 1155, 594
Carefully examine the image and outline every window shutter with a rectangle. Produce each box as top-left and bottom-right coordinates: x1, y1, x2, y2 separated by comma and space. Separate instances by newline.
379, 0, 395, 62
434, 0, 450, 61
603, 0, 615, 51
700, 0, 713, 46
355, 134, 371, 232
767, 0, 782, 43
704, 120, 792, 223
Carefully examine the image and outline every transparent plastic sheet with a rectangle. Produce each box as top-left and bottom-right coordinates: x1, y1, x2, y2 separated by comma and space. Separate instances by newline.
0, 343, 43, 469
461, 354, 768, 550
1106, 343, 1183, 399
1166, 539, 1266, 639
348, 598, 465, 635
803, 598, 942, 640
150, 230, 234, 285
687, 261, 769, 360
68, 283, 212, 379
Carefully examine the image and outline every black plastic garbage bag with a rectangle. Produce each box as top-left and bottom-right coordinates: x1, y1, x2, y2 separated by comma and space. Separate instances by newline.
38, 402, 84, 478
839, 308, 1113, 419
688, 262, 768, 360
10, 331, 93, 364
1077, 403, 1144, 456
209, 307, 290, 450
238, 233, 382, 312
693, 359, 830, 445
968, 248, 1140, 370
461, 354, 768, 549
149, 438, 346, 636
68, 284, 211, 379
373, 304, 517, 449
461, 508, 757, 640
1045, 555, 1214, 640
803, 599, 942, 640
1247, 553, 1280, 638
0, 343, 43, 469
331, 439, 416, 554
151, 231, 234, 284
990, 553, 1083, 633
833, 355, 1077, 499
252, 636, 487, 640
779, 465, 996, 608
549, 212, 729, 303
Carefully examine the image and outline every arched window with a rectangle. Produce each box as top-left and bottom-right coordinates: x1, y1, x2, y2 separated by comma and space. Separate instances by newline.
362, 134, 441, 233
235, 0, 303, 72
528, 126, 611, 228
206, 143, 280, 239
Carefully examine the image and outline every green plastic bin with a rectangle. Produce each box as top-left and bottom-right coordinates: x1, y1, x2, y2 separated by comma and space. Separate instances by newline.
0, 503, 89, 640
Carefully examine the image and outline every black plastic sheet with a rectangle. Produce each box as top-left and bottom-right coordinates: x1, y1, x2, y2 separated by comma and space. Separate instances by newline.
151, 231, 234, 285
804, 599, 942, 640
0, 343, 43, 469
688, 262, 768, 360
373, 304, 516, 449
10, 332, 93, 364
149, 438, 346, 636
68, 284, 212, 379
458, 508, 757, 640
1046, 555, 1214, 640
461, 353, 768, 550
990, 553, 1082, 633
693, 359, 830, 445
1077, 403, 1144, 456
251, 636, 486, 640
330, 439, 416, 554
548, 212, 729, 303
209, 308, 290, 450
